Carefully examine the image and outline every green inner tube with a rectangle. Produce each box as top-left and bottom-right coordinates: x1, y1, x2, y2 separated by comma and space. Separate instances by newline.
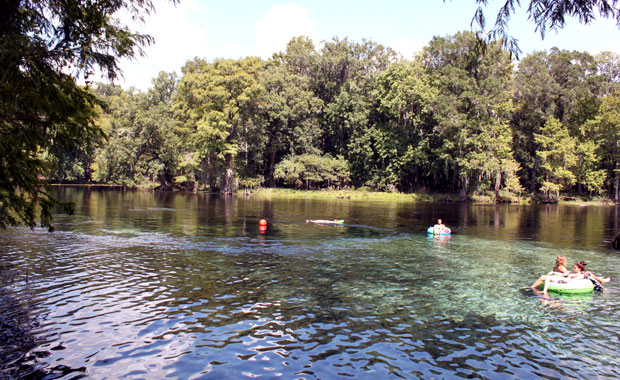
542, 279, 594, 294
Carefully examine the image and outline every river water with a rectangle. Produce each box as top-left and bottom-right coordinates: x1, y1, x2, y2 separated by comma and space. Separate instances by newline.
1, 187, 619, 379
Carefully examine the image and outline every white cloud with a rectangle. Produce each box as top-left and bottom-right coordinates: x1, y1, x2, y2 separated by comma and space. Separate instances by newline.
254, 4, 316, 58
114, 0, 207, 90
390, 38, 425, 60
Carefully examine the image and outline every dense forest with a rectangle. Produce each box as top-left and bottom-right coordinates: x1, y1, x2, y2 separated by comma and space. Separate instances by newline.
48, 32, 620, 203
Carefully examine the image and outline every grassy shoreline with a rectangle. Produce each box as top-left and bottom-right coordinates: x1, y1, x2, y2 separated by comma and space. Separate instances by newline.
246, 188, 619, 206
247, 188, 505, 203
247, 188, 439, 202
49, 183, 617, 206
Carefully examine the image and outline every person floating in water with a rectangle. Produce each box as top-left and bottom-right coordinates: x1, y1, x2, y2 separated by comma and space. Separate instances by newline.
433, 219, 446, 235
306, 219, 343, 224
530, 256, 570, 290
574, 260, 610, 285
531, 258, 610, 296
540, 260, 589, 296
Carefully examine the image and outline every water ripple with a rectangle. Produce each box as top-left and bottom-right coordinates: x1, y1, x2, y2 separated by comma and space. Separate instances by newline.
1, 224, 619, 379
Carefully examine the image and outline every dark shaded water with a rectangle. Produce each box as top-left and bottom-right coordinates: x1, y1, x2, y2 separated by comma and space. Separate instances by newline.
1, 187, 620, 379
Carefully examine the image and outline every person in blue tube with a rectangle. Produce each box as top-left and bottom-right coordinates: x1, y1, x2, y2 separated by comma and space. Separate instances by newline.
433, 219, 446, 235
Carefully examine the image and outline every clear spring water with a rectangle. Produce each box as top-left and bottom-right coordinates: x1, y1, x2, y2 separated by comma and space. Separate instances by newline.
1, 187, 619, 379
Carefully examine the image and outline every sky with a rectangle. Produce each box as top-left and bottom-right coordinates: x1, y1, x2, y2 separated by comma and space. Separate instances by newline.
111, 0, 620, 90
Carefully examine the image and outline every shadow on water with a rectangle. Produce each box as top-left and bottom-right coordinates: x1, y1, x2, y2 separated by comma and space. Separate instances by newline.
0, 263, 86, 379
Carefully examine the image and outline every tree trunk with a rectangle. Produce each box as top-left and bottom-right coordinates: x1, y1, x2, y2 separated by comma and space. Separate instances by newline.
269, 149, 276, 187
199, 154, 217, 191
221, 167, 236, 194
450, 168, 458, 192
494, 172, 502, 202
221, 155, 236, 194
614, 162, 620, 203
529, 152, 539, 193
192, 172, 198, 193
85, 157, 93, 183
199, 157, 209, 190
459, 175, 469, 201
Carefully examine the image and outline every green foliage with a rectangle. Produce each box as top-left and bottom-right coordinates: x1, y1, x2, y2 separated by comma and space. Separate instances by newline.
91, 74, 179, 188
534, 117, 577, 200
274, 154, 350, 189
318, 38, 398, 156
8, 23, 620, 212
174, 57, 265, 193
352, 60, 437, 192
73, 34, 620, 203
512, 51, 561, 191
423, 31, 517, 200
0, 0, 165, 229
259, 54, 323, 186
596, 51, 620, 95
583, 93, 620, 201
238, 176, 263, 191
252, 187, 437, 202
574, 140, 606, 194
512, 48, 605, 196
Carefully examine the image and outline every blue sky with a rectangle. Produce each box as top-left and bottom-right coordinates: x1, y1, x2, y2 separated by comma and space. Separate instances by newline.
114, 0, 620, 90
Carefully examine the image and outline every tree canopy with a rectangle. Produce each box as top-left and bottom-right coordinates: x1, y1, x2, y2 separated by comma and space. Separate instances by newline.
42, 32, 620, 204
0, 0, 173, 229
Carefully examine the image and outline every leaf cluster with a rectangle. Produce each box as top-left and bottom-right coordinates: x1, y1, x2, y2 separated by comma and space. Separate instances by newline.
459, 0, 620, 59
0, 0, 172, 229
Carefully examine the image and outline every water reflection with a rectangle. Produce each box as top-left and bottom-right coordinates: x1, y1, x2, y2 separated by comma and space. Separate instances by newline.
429, 234, 451, 248
49, 186, 620, 250
0, 187, 619, 379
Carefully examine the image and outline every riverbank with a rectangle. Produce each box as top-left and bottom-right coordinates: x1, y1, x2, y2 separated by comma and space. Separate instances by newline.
248, 188, 463, 202
49, 183, 617, 206
246, 188, 493, 203
246, 188, 619, 206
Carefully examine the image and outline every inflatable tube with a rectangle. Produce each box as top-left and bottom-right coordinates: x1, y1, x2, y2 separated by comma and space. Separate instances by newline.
549, 292, 594, 301
543, 278, 594, 294
427, 226, 451, 235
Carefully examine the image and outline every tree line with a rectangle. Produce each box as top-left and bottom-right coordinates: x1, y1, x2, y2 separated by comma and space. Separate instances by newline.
48, 32, 620, 203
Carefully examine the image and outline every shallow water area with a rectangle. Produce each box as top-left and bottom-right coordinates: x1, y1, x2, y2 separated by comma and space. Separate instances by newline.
1, 187, 620, 379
